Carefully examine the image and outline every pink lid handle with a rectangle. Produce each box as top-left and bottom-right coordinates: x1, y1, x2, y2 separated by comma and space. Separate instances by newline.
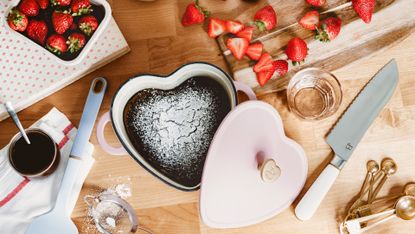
96, 112, 127, 155
233, 81, 257, 100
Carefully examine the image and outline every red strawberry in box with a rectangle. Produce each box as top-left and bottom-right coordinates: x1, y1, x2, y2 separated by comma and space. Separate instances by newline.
18, 0, 39, 17
46, 34, 67, 54
26, 19, 48, 45
7, 8, 28, 32
51, 0, 71, 7
35, 0, 48, 9
79, 15, 99, 36
52, 11, 73, 34
67, 33, 86, 53
71, 0, 92, 16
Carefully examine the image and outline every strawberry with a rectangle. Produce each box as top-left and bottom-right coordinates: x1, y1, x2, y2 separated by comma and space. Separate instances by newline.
26, 19, 48, 45
236, 26, 254, 41
7, 8, 28, 32
273, 60, 288, 77
352, 0, 375, 24
225, 20, 244, 34
305, 0, 326, 7
46, 34, 67, 54
208, 18, 226, 38
245, 42, 263, 60
285, 37, 308, 65
299, 10, 319, 31
315, 16, 342, 42
71, 0, 92, 16
79, 15, 99, 36
67, 32, 86, 53
254, 5, 277, 32
181, 0, 209, 27
226, 37, 249, 60
18, 0, 39, 17
52, 11, 73, 35
253, 53, 273, 73
256, 70, 275, 87
35, 0, 48, 9
51, 0, 71, 6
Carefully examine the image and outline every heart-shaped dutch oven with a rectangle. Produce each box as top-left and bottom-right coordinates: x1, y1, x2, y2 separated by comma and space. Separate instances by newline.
200, 101, 308, 228
97, 62, 256, 191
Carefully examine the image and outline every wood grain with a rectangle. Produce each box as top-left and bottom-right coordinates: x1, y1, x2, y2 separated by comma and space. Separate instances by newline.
0, 0, 415, 233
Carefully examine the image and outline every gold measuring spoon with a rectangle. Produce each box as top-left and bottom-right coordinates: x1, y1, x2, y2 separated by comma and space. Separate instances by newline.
368, 158, 397, 202
345, 196, 415, 233
346, 161, 380, 218
404, 183, 415, 197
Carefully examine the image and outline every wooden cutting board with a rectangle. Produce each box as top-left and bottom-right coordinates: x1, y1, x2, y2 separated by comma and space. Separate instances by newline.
217, 0, 415, 96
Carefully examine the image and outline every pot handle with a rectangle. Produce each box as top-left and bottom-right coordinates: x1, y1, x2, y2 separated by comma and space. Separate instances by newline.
233, 81, 257, 100
96, 112, 128, 155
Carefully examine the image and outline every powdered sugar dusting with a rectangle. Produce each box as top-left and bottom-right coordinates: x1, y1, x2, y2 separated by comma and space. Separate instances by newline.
124, 77, 230, 187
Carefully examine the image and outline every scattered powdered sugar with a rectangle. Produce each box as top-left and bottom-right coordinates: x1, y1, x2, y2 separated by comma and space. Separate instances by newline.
125, 77, 230, 186
115, 184, 132, 199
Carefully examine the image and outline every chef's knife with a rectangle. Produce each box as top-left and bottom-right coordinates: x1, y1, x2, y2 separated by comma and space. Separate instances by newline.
295, 59, 399, 221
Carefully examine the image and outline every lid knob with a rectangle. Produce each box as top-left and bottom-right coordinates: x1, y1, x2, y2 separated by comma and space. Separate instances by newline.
258, 159, 281, 182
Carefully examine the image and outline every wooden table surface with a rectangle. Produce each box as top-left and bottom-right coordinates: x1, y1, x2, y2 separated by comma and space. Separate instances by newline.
1, 0, 415, 233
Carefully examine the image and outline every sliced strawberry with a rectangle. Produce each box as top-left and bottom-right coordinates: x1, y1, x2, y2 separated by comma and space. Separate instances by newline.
246, 42, 263, 60
299, 10, 320, 30
208, 18, 226, 38
226, 37, 249, 60
305, 0, 326, 7
225, 20, 244, 34
256, 69, 275, 87
236, 26, 254, 41
273, 60, 288, 77
352, 0, 375, 24
253, 53, 273, 73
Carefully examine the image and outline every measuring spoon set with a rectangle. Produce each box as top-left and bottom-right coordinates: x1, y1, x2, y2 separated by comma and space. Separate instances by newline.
340, 158, 415, 234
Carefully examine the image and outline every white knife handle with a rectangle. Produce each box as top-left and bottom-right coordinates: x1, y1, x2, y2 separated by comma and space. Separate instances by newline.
295, 164, 340, 221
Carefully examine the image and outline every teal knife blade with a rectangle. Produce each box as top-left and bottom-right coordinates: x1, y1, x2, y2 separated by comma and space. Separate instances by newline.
326, 59, 399, 165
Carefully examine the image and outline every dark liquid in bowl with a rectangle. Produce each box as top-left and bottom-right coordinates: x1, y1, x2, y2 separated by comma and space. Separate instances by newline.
10, 131, 56, 175
123, 76, 231, 188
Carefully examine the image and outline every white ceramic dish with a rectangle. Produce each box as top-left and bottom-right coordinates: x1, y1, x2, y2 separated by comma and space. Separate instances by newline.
200, 101, 308, 228
96, 62, 257, 191
3, 0, 111, 65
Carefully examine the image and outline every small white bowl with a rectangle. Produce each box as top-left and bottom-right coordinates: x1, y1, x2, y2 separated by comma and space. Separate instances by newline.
3, 0, 112, 65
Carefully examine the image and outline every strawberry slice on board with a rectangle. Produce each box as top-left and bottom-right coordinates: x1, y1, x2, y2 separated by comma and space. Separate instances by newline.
254, 5, 277, 32
352, 0, 375, 24
305, 0, 326, 7
226, 37, 249, 60
225, 20, 244, 34
253, 52, 273, 73
236, 26, 254, 41
208, 18, 226, 38
299, 10, 320, 31
273, 60, 288, 77
245, 42, 263, 60
256, 69, 275, 87
181, 0, 210, 26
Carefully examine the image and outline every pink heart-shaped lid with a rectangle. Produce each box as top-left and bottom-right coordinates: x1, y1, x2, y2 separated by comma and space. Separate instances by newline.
200, 101, 308, 228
